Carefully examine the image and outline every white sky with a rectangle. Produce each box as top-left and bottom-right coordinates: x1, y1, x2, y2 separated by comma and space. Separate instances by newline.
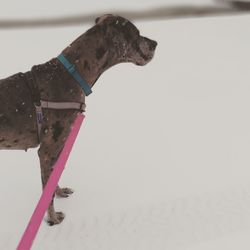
0, 0, 213, 18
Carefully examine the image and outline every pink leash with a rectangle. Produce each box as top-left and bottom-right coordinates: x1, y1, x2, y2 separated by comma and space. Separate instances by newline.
17, 113, 85, 250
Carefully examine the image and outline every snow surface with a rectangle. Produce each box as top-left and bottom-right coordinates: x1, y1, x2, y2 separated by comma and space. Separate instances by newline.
1, 0, 250, 249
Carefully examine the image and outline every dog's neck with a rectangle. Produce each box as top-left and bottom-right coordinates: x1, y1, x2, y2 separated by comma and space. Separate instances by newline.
32, 30, 123, 102
62, 37, 120, 88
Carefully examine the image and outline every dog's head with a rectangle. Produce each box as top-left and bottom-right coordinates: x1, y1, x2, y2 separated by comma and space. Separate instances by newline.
94, 14, 157, 66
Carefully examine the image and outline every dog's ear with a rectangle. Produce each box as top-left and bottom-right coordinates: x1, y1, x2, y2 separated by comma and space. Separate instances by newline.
95, 17, 100, 24
95, 14, 114, 24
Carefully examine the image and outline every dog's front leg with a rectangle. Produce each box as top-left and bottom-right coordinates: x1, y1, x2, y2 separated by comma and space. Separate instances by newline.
38, 143, 66, 226
56, 186, 74, 198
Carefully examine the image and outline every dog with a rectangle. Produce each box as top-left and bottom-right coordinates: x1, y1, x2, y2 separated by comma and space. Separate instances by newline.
0, 14, 157, 225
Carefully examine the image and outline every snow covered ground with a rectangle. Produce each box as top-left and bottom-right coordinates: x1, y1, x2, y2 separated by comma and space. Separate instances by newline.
1, 0, 250, 249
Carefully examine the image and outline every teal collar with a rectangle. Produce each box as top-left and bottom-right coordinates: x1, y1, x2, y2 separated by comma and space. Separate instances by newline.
57, 54, 92, 96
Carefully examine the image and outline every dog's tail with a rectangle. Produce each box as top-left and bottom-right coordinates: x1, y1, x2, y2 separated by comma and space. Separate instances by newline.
0, 1, 250, 29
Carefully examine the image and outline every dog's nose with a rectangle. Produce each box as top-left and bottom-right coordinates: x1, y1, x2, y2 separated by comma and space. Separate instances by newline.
150, 40, 158, 50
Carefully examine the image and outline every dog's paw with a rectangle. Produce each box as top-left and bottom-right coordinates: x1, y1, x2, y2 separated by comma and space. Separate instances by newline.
56, 187, 74, 198
47, 211, 65, 226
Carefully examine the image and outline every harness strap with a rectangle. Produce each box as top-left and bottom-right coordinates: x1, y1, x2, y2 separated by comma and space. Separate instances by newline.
35, 100, 85, 142
28, 54, 91, 143
35, 105, 43, 142
40, 100, 85, 111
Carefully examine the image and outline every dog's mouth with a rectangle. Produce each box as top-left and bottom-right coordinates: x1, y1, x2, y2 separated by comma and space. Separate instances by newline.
134, 38, 157, 66
135, 54, 153, 66
135, 49, 156, 66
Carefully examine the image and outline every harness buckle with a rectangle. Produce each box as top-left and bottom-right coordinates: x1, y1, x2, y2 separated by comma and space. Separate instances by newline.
35, 105, 43, 123
80, 103, 85, 112
68, 65, 76, 74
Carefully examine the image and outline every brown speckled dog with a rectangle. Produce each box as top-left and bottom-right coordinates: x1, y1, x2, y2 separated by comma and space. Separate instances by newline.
0, 14, 157, 225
